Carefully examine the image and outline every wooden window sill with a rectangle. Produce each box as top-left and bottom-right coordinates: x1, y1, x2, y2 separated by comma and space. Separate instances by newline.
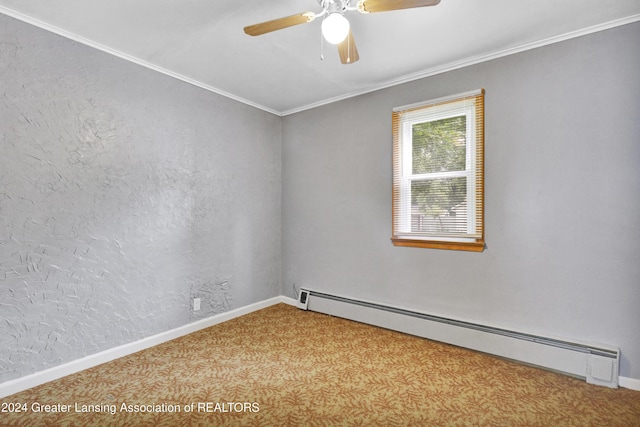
391, 238, 485, 252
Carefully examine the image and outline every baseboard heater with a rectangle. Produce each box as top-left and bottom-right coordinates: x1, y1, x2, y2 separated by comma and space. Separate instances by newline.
297, 289, 619, 388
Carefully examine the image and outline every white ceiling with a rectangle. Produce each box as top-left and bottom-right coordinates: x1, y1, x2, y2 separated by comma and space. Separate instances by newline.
1, 0, 639, 115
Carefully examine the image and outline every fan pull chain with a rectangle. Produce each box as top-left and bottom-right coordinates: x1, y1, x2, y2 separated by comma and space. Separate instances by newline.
320, 31, 324, 60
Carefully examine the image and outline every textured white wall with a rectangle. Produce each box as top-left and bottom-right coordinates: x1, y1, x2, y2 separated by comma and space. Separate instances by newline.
0, 15, 281, 383
282, 23, 640, 378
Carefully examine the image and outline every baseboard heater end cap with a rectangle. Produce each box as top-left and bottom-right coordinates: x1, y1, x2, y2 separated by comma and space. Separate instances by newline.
296, 288, 310, 310
586, 352, 620, 388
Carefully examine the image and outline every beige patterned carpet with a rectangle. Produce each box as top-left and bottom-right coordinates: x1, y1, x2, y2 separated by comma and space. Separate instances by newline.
1, 303, 639, 426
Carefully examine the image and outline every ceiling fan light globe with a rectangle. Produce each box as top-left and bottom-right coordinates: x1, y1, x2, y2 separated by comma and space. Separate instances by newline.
322, 13, 350, 44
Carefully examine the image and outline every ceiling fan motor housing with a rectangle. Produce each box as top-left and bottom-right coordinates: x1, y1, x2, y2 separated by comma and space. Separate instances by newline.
318, 0, 351, 14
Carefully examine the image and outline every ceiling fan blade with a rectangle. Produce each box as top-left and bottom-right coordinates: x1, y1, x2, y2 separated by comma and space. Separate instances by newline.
244, 12, 315, 36
358, 0, 440, 13
337, 30, 359, 64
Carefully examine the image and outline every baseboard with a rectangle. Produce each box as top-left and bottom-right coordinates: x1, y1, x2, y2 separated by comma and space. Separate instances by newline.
619, 376, 640, 391
279, 296, 298, 306
3, 294, 637, 398
0, 296, 290, 399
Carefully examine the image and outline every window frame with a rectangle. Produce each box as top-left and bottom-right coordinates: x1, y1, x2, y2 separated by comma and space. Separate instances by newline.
391, 89, 485, 252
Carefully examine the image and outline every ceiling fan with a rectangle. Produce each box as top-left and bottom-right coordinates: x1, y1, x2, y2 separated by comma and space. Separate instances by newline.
244, 0, 441, 65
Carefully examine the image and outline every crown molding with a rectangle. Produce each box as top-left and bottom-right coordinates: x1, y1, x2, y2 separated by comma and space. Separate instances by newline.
281, 14, 640, 116
0, 6, 282, 116
2, 6, 639, 117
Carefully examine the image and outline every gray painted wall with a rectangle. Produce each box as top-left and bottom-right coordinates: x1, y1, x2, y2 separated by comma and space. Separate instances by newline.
282, 23, 640, 378
1, 13, 639, 385
0, 15, 282, 383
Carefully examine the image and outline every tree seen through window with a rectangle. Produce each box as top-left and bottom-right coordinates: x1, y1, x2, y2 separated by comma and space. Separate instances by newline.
411, 116, 467, 232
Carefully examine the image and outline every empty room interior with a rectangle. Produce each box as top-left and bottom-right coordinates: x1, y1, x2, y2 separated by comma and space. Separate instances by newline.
1, 0, 639, 425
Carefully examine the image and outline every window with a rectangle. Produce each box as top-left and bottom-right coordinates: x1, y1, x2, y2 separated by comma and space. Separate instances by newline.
392, 89, 485, 251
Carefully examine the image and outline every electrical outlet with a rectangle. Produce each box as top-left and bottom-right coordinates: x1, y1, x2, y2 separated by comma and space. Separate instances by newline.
193, 297, 201, 311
